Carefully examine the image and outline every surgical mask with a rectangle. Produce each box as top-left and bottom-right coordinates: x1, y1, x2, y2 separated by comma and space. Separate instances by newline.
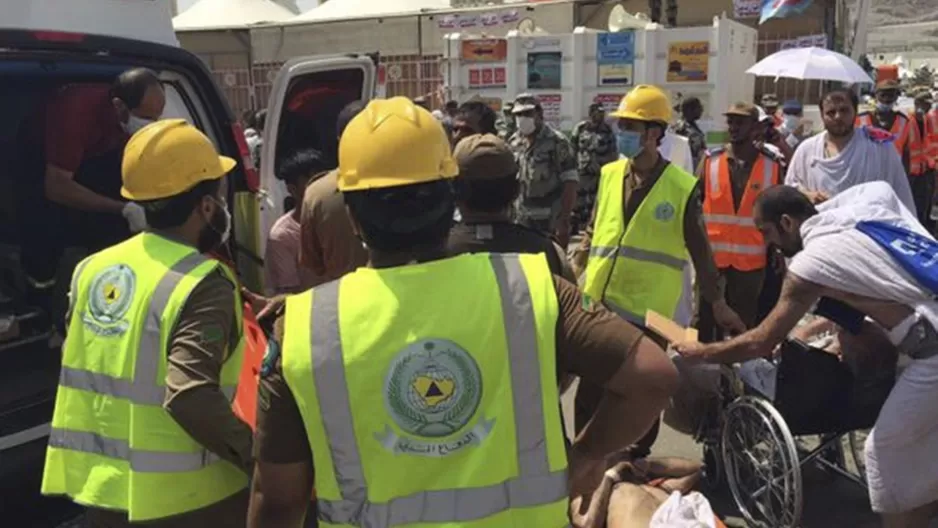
124, 114, 155, 135
516, 116, 536, 135
616, 130, 644, 159
198, 198, 231, 252
783, 115, 799, 130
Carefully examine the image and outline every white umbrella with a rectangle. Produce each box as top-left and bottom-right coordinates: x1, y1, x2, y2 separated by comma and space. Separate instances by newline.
747, 47, 874, 84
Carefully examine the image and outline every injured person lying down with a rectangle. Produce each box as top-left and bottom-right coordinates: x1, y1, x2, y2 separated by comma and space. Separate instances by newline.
674, 181, 938, 528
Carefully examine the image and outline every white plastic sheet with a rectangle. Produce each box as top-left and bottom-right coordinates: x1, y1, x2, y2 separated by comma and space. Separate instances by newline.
650, 491, 717, 528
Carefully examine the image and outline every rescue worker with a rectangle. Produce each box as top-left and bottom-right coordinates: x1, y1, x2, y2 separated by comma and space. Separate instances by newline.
914, 91, 936, 227
509, 93, 578, 247
448, 133, 576, 282
857, 79, 928, 217
761, 93, 782, 128
496, 101, 516, 140
778, 99, 811, 152
247, 97, 679, 528
571, 103, 618, 234
41, 119, 253, 526
571, 85, 745, 456
697, 103, 782, 341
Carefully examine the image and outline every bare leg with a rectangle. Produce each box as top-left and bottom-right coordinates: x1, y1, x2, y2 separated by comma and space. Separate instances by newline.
881, 501, 938, 528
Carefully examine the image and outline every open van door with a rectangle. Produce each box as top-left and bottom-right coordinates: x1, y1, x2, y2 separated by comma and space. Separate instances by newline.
257, 55, 376, 262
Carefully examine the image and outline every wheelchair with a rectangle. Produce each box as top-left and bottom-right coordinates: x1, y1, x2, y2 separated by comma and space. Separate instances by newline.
690, 338, 890, 528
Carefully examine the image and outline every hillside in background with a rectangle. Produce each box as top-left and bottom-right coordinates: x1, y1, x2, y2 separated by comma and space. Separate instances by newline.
869, 0, 938, 25
860, 0, 938, 51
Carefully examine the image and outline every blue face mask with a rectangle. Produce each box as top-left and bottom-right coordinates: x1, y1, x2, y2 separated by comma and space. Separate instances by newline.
616, 130, 644, 158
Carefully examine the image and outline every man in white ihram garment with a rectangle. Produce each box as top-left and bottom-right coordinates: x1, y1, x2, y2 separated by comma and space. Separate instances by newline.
675, 181, 938, 527
786, 88, 914, 211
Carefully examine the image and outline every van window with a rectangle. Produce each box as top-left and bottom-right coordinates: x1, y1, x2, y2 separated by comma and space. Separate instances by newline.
275, 68, 364, 175
161, 83, 198, 125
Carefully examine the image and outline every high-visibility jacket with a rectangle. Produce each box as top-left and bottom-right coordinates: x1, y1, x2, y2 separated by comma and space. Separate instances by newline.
42, 233, 248, 521
857, 111, 926, 175
703, 149, 780, 271
583, 159, 697, 325
282, 253, 569, 527
924, 109, 938, 169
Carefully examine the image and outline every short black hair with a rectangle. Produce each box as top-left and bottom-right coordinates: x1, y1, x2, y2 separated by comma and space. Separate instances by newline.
344, 180, 454, 252
446, 100, 459, 110
753, 185, 818, 225
112, 68, 161, 110
277, 148, 331, 184
337, 100, 367, 138
681, 96, 702, 112
821, 88, 859, 112
139, 179, 220, 229
455, 176, 520, 213
457, 101, 498, 135
254, 109, 267, 132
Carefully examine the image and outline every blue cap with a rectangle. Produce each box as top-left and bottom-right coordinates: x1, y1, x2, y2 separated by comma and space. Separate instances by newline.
782, 99, 803, 114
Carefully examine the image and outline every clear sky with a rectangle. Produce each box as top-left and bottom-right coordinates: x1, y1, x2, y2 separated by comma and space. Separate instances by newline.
176, 0, 319, 14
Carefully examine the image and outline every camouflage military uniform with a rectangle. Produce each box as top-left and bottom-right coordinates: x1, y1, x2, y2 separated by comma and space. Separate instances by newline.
672, 118, 707, 170
571, 120, 618, 228
496, 112, 516, 141
508, 124, 578, 233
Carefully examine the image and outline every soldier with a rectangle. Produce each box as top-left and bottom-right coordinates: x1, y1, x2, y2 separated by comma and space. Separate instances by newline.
571, 103, 618, 233
496, 101, 516, 141
508, 93, 578, 247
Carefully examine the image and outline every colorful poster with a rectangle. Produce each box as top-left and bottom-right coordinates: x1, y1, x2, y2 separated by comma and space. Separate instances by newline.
539, 94, 562, 126
666, 41, 710, 82
461, 39, 508, 62
527, 51, 562, 89
733, 0, 761, 18
468, 67, 506, 88
593, 93, 623, 115
597, 31, 635, 86
760, 0, 815, 24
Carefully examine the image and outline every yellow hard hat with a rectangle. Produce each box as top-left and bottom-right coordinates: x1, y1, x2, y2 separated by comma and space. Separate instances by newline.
609, 85, 672, 124
338, 97, 458, 192
121, 119, 236, 201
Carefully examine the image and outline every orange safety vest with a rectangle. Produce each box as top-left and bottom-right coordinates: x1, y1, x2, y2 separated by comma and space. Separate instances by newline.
857, 111, 925, 175
924, 109, 938, 169
703, 150, 780, 271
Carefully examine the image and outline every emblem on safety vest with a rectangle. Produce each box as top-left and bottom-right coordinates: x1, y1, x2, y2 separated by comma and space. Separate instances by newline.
654, 202, 675, 221
83, 264, 136, 337
376, 339, 493, 457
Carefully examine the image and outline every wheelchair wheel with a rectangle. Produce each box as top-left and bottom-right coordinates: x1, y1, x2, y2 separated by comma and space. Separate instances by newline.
721, 396, 803, 528
847, 429, 871, 482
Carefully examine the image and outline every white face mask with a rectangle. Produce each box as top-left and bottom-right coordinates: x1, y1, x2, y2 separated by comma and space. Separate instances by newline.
124, 114, 155, 135
516, 116, 536, 136
783, 115, 799, 130
218, 201, 232, 245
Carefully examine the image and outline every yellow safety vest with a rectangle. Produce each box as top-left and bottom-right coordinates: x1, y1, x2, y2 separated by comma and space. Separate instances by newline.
282, 253, 570, 528
41, 232, 248, 521
583, 159, 697, 324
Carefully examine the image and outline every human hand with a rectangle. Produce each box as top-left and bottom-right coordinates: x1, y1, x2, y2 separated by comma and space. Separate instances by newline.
567, 443, 608, 516
803, 190, 829, 205
713, 299, 746, 335
672, 341, 713, 364
554, 217, 571, 249
121, 202, 148, 232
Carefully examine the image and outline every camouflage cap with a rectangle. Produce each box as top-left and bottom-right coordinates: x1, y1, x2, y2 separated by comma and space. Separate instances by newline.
724, 101, 759, 120
511, 93, 540, 114
453, 134, 518, 181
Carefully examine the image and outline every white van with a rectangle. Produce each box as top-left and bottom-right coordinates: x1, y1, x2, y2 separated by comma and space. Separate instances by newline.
0, 1, 374, 518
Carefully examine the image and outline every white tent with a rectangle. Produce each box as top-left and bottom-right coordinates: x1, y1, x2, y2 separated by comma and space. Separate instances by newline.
173, 0, 300, 31
290, 0, 450, 24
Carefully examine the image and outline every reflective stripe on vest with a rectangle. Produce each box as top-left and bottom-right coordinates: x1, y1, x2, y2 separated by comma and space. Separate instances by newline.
703, 153, 776, 271
49, 253, 230, 471
927, 110, 938, 166
308, 255, 567, 526
588, 245, 687, 271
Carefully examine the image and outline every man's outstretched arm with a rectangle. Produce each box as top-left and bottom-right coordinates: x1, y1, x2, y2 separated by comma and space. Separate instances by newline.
675, 274, 822, 364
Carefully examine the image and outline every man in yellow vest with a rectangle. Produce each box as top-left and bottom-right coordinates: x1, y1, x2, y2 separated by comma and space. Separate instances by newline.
698, 103, 782, 342
571, 85, 745, 456
247, 97, 680, 528
42, 119, 254, 526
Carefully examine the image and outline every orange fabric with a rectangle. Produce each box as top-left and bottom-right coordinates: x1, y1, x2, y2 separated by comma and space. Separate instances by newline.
857, 112, 926, 175
232, 302, 265, 429
703, 152, 779, 271
925, 109, 938, 169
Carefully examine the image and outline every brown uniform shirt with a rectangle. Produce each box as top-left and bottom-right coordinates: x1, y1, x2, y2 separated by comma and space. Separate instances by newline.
254, 275, 644, 464
299, 170, 368, 286
447, 221, 577, 283
84, 264, 253, 527
572, 159, 725, 303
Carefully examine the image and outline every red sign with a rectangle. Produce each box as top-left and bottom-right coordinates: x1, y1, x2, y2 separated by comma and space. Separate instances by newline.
468, 69, 481, 87
481, 68, 494, 85
593, 93, 622, 114
468, 67, 507, 88
493, 67, 506, 85
461, 39, 508, 62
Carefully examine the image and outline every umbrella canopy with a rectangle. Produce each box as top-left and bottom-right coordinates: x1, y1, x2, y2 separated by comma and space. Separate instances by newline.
747, 47, 874, 84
